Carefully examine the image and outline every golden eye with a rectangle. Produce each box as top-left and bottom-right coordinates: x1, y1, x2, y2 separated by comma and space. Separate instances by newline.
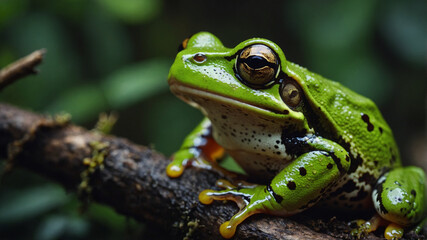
236, 44, 279, 87
178, 38, 189, 52
280, 81, 302, 108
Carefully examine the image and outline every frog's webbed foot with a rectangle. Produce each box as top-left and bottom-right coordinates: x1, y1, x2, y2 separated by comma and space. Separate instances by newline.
200, 179, 257, 209
199, 180, 269, 239
167, 148, 222, 178
167, 152, 241, 180
351, 214, 404, 240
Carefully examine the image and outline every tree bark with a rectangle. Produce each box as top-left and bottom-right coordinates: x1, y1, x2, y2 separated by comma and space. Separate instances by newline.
7, 103, 424, 239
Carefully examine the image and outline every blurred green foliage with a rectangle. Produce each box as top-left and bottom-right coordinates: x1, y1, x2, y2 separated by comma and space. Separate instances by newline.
0, 0, 426, 239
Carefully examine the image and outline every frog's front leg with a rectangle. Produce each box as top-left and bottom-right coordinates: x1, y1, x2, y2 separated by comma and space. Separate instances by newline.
199, 135, 351, 238
167, 117, 225, 178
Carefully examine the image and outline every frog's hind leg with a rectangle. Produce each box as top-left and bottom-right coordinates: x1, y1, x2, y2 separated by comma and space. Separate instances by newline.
372, 166, 427, 239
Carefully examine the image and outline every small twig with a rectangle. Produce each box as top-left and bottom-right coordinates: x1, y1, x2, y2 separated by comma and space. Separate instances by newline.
0, 49, 46, 90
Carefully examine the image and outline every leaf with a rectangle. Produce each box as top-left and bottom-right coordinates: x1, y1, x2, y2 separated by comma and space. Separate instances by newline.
0, 185, 68, 225
380, 0, 427, 66
220, 156, 246, 175
102, 59, 171, 109
96, 0, 162, 23
82, 6, 132, 76
0, 0, 29, 30
141, 93, 202, 155
35, 215, 89, 240
287, 0, 378, 51
45, 84, 107, 124
86, 203, 138, 231
45, 59, 171, 123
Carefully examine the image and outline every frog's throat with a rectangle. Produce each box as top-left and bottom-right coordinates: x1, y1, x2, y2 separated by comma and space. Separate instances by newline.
169, 79, 287, 120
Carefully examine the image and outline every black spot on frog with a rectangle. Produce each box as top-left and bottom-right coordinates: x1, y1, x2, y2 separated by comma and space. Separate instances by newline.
361, 113, 374, 132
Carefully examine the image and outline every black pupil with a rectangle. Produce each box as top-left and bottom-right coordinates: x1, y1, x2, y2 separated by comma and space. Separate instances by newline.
242, 55, 276, 69
290, 90, 298, 98
244, 56, 267, 69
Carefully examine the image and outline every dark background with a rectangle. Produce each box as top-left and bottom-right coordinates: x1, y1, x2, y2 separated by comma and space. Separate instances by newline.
0, 0, 426, 239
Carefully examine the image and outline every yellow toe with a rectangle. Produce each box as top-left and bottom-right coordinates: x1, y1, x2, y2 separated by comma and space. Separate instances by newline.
384, 223, 403, 240
166, 163, 184, 178
199, 189, 215, 204
220, 221, 236, 239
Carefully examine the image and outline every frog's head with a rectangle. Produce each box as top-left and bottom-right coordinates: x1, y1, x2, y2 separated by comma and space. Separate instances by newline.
169, 32, 311, 134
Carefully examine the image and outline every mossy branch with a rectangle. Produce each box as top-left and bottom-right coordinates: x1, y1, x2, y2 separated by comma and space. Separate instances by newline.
0, 103, 349, 240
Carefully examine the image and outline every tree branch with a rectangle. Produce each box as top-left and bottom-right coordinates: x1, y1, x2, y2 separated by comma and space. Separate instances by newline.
0, 103, 359, 239
0, 49, 46, 91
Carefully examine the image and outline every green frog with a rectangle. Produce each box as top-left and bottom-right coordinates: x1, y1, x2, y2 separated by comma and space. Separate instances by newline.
166, 32, 426, 239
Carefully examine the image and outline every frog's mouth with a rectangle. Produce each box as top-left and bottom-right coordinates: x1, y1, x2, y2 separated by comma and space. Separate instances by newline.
169, 78, 286, 118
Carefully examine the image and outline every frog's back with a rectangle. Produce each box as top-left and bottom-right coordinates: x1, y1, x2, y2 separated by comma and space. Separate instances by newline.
285, 61, 401, 198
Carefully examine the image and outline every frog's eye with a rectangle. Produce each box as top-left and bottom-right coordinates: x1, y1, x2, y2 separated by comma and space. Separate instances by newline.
236, 44, 279, 87
193, 53, 207, 63
280, 81, 302, 108
178, 38, 189, 52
